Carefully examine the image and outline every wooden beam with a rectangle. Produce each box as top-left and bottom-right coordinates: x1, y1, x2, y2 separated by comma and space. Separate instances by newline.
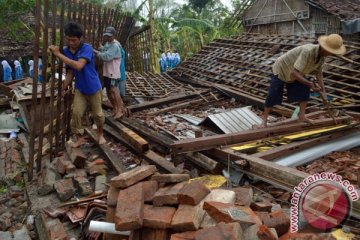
184, 152, 222, 174
170, 116, 352, 154
251, 130, 354, 160
85, 128, 126, 174
105, 115, 149, 153
128, 92, 202, 113
120, 118, 174, 149
103, 124, 182, 174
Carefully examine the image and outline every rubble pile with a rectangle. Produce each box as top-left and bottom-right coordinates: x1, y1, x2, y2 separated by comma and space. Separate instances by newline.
103, 164, 335, 240
297, 148, 360, 187
0, 139, 34, 239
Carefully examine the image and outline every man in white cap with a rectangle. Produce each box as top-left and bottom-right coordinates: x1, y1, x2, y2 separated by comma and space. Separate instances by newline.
259, 34, 346, 127
94, 26, 125, 119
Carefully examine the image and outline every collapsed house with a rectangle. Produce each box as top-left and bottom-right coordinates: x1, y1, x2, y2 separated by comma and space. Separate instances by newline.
0, 0, 359, 239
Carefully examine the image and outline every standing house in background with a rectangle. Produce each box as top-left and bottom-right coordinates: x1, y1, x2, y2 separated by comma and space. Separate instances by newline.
237, 0, 360, 40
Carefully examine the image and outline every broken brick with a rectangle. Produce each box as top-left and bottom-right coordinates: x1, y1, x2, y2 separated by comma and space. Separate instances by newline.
251, 201, 273, 212
73, 176, 93, 196
69, 147, 87, 168
170, 231, 197, 240
46, 218, 67, 240
37, 167, 60, 196
111, 165, 157, 189
151, 173, 190, 184
143, 204, 176, 229
95, 175, 107, 193
203, 201, 261, 229
131, 228, 170, 240
107, 186, 120, 208
171, 204, 203, 231
153, 182, 185, 206
233, 187, 253, 206
115, 182, 144, 231
200, 189, 236, 229
143, 181, 158, 202
54, 179, 75, 202
53, 156, 76, 175
177, 180, 210, 205
243, 224, 278, 240
195, 222, 242, 240
263, 209, 290, 237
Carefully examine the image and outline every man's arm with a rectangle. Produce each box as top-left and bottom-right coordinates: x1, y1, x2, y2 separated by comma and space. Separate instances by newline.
48, 45, 87, 72
315, 71, 326, 93
291, 69, 320, 92
95, 44, 119, 62
63, 70, 74, 90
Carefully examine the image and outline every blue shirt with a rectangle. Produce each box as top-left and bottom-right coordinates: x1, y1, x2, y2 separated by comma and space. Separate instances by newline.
120, 48, 126, 81
3, 67, 12, 82
63, 43, 101, 95
15, 66, 24, 80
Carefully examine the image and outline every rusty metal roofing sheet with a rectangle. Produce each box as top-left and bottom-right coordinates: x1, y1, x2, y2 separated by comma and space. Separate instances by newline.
201, 107, 262, 134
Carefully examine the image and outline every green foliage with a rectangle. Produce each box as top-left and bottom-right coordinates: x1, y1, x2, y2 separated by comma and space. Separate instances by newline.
0, 0, 35, 41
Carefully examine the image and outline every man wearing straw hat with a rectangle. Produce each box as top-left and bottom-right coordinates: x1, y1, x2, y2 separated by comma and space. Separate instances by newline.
259, 34, 346, 128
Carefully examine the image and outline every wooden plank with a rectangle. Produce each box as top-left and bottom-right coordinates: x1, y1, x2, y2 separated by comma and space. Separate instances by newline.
105, 115, 149, 153
171, 116, 352, 154
104, 124, 182, 174
128, 92, 202, 113
85, 128, 126, 174
121, 118, 174, 149
251, 130, 354, 160
184, 152, 222, 174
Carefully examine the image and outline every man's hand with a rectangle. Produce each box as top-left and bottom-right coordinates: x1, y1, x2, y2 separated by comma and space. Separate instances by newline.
49, 45, 60, 56
311, 82, 321, 92
93, 49, 100, 55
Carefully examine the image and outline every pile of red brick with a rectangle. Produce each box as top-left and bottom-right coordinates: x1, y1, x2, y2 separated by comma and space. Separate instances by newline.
105, 165, 295, 240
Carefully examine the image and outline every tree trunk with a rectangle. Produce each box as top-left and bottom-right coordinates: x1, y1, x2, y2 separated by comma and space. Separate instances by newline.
148, 0, 160, 73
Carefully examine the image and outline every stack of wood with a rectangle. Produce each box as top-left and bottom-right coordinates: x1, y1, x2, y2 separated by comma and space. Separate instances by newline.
104, 165, 302, 240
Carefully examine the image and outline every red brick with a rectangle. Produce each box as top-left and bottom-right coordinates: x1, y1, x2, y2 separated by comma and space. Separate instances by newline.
73, 176, 93, 196
170, 231, 197, 240
69, 147, 87, 168
251, 201, 273, 212
107, 186, 120, 208
177, 180, 210, 205
243, 225, 278, 240
143, 180, 158, 202
143, 204, 176, 229
111, 165, 157, 188
263, 209, 290, 237
37, 168, 60, 196
115, 182, 144, 231
195, 222, 242, 240
130, 228, 169, 240
171, 204, 203, 231
200, 189, 236, 229
151, 173, 190, 183
53, 156, 75, 175
47, 218, 67, 240
153, 182, 185, 206
54, 179, 75, 202
104, 207, 117, 240
233, 187, 253, 206
257, 225, 279, 240
203, 201, 261, 229
279, 232, 333, 240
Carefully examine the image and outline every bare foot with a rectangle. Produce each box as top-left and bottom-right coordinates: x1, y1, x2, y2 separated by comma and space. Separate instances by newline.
70, 137, 86, 148
113, 111, 124, 119
298, 117, 315, 125
98, 135, 106, 145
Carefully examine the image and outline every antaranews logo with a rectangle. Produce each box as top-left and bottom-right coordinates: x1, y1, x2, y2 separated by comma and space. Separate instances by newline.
290, 172, 359, 232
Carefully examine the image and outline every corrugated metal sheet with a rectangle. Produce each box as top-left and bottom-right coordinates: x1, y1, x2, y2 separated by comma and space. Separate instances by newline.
175, 114, 203, 126
202, 107, 262, 134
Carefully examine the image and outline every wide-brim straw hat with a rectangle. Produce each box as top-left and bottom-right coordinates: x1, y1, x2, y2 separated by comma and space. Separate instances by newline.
318, 34, 346, 55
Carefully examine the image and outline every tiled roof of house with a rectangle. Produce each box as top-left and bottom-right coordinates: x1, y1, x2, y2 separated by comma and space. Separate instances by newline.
306, 0, 360, 20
